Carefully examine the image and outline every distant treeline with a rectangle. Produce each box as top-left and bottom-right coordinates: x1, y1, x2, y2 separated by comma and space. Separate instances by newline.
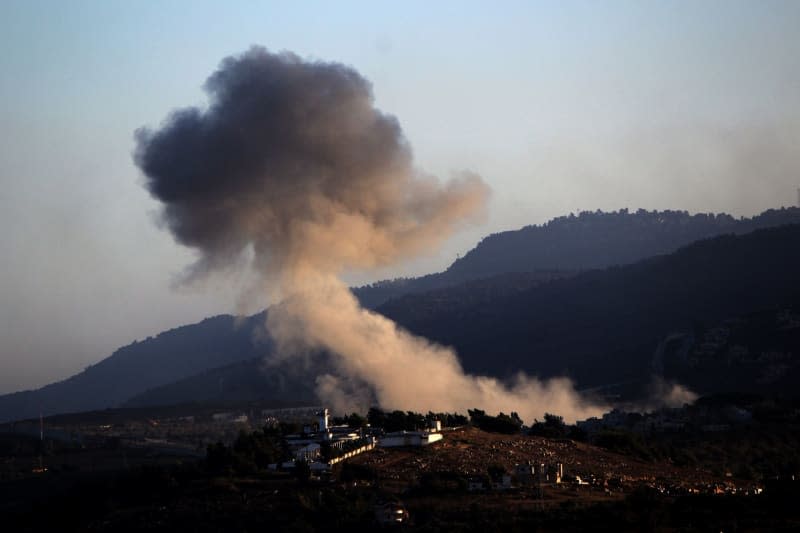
336, 407, 528, 435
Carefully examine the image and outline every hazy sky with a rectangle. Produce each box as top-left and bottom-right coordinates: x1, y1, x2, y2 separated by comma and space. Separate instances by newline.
1, 0, 799, 394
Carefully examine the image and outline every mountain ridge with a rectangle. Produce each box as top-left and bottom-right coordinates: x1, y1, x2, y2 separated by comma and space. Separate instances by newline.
377, 224, 800, 393
355, 207, 800, 308
0, 314, 270, 422
115, 223, 800, 408
2, 207, 799, 422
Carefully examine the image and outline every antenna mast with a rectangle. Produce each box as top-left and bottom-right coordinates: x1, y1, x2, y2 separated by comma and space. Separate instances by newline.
35, 409, 45, 473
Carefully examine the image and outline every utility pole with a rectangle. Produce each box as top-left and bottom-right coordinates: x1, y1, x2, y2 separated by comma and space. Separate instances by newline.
36, 410, 45, 473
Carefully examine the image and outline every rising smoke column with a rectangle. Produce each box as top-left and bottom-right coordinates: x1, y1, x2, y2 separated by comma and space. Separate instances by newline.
135, 47, 603, 422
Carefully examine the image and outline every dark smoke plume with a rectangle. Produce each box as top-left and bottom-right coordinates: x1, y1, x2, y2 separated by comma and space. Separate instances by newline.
135, 47, 603, 422
135, 47, 487, 285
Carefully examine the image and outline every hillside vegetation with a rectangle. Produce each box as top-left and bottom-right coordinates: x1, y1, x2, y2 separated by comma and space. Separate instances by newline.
355, 207, 800, 308
378, 224, 800, 393
2, 208, 798, 421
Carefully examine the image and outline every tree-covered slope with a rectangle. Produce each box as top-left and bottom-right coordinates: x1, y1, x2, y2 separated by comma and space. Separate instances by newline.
378, 224, 800, 393
355, 207, 800, 308
4, 211, 799, 421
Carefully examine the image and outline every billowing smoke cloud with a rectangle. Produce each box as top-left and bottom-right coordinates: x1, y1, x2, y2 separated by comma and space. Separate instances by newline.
644, 377, 698, 410
135, 47, 604, 423
267, 279, 603, 422
134, 47, 486, 284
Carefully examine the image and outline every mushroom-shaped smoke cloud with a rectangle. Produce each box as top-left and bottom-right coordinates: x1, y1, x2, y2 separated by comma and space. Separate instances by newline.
134, 47, 488, 286
135, 47, 603, 422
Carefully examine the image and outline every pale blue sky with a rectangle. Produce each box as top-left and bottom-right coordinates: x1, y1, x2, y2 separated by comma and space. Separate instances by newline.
1, 1, 798, 393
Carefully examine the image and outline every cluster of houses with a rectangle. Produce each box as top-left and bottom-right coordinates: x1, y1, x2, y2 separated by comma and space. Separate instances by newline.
272, 408, 444, 473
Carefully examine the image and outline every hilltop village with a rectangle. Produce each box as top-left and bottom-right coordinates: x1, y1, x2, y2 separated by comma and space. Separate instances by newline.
4, 396, 797, 530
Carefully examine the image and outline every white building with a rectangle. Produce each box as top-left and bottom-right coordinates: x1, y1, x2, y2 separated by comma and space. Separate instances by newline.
379, 431, 443, 447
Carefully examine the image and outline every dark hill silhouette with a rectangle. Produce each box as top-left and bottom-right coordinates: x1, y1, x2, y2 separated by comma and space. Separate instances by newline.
78, 223, 800, 411
0, 314, 269, 422
2, 209, 799, 422
122, 357, 318, 408
378, 224, 800, 395
355, 207, 800, 308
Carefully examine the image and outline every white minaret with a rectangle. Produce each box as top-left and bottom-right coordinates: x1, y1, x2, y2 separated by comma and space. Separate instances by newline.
318, 408, 329, 432
797, 187, 800, 208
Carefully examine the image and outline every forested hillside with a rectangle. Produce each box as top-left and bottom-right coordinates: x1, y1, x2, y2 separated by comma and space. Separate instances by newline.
3, 211, 799, 421
355, 207, 800, 308
378, 224, 800, 394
